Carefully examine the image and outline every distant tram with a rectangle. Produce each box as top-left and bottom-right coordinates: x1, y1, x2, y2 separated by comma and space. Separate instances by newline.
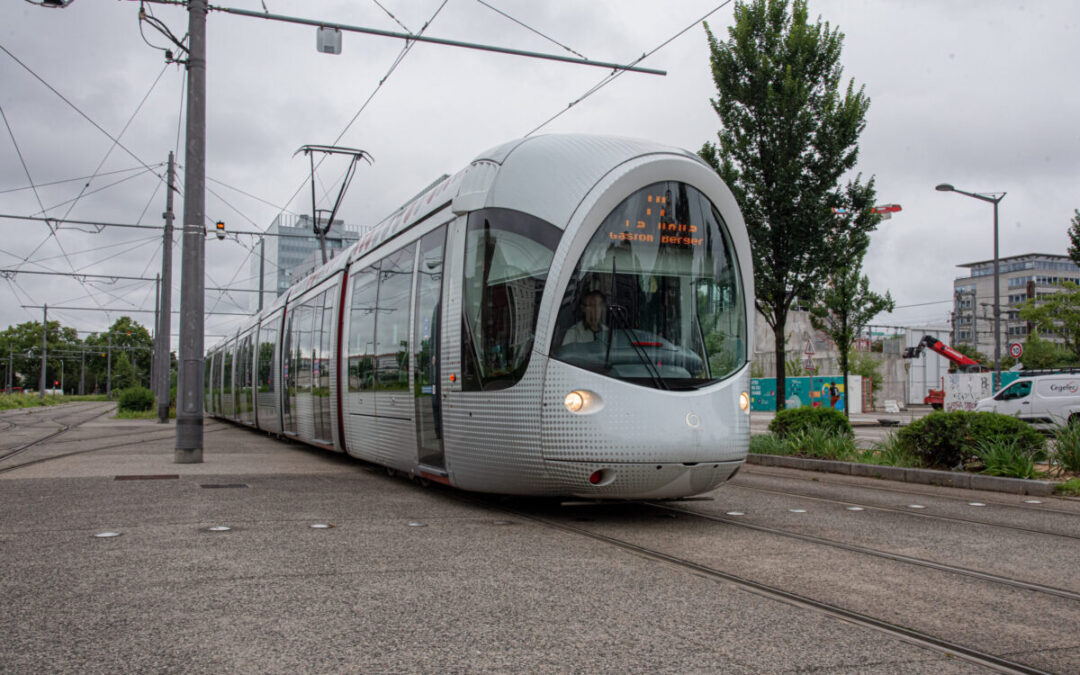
205, 134, 753, 498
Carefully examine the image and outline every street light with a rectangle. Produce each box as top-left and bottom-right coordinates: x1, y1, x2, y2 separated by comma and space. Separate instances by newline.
935, 183, 1006, 389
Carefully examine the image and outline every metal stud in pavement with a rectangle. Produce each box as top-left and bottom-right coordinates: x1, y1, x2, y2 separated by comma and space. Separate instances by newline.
788, 508, 807, 513
407, 521, 427, 527
207, 526, 231, 532
94, 532, 121, 538
845, 506, 865, 511
725, 511, 744, 516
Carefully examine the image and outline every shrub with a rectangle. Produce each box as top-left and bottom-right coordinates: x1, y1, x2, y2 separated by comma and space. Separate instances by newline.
769, 406, 853, 438
1051, 422, 1080, 474
787, 427, 857, 461
973, 438, 1038, 479
749, 433, 793, 456
867, 433, 922, 467
117, 386, 155, 413
896, 411, 1045, 469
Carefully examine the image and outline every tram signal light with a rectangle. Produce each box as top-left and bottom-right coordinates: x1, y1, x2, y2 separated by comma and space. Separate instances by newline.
215, 221, 225, 240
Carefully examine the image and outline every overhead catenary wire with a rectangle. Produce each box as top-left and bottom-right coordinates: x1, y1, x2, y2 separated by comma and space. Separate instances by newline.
283, 0, 450, 215
525, 0, 733, 137
0, 164, 163, 196
475, 0, 587, 60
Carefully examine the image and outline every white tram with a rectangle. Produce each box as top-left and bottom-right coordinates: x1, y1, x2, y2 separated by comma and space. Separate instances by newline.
205, 134, 753, 498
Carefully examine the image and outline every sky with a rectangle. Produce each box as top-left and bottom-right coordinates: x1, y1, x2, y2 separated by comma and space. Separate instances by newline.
1, 0, 1078, 350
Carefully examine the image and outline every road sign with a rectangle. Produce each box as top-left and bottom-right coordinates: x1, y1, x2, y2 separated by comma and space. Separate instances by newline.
804, 338, 815, 355
803, 357, 816, 372
1009, 342, 1023, 359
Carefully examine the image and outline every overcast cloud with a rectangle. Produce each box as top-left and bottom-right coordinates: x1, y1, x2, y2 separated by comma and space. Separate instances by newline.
1, 0, 1078, 347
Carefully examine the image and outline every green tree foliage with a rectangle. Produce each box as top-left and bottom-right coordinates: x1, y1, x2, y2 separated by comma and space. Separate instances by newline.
699, 0, 880, 410
1019, 333, 1075, 369
810, 266, 893, 417
1067, 209, 1080, 267
1019, 283, 1080, 362
83, 316, 154, 392
950, 343, 988, 372
847, 349, 883, 404
0, 320, 81, 392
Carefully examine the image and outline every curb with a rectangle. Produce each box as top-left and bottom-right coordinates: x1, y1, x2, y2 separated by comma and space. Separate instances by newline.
746, 453, 1055, 496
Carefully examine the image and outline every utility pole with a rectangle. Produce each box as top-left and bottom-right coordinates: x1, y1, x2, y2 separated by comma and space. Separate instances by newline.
79, 346, 85, 396
157, 151, 175, 424
40, 304, 47, 399
176, 0, 206, 463
107, 334, 112, 398
258, 236, 265, 312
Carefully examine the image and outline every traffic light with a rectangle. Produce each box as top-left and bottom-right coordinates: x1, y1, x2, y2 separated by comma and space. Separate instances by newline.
215, 221, 225, 240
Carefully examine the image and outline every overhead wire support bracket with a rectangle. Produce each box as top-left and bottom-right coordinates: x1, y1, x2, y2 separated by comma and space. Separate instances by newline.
294, 144, 372, 264
207, 4, 667, 76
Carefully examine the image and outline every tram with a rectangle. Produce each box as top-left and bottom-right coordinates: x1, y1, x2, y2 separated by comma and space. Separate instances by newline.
205, 134, 753, 498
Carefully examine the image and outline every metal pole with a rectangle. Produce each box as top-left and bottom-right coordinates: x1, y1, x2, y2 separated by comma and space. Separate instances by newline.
107, 334, 112, 398
158, 151, 176, 423
80, 347, 85, 396
153, 273, 159, 392
40, 304, 47, 399
258, 236, 265, 312
176, 0, 207, 463
992, 199, 1001, 390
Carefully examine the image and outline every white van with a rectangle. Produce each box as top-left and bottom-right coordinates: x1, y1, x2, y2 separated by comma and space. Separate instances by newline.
975, 373, 1080, 428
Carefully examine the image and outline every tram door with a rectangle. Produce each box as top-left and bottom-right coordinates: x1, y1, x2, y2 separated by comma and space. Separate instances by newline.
414, 226, 446, 468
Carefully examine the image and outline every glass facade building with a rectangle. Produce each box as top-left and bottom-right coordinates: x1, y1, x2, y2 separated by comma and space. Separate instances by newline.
250, 214, 366, 311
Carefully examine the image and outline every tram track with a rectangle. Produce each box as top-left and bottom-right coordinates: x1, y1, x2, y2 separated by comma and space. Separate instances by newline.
0, 402, 115, 463
493, 500, 1055, 675
644, 501, 1080, 602
0, 425, 232, 476
726, 480, 1080, 541
741, 466, 1080, 515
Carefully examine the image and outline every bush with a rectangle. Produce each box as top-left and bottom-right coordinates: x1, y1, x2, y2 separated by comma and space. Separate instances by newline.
973, 438, 1038, 479
117, 386, 155, 413
1051, 422, 1080, 474
867, 433, 922, 467
749, 433, 793, 456
787, 427, 858, 461
896, 411, 1045, 469
769, 406, 852, 438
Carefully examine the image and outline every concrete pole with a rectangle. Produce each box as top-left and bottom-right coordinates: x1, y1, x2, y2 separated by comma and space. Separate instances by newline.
39, 304, 47, 399
80, 347, 85, 396
158, 152, 175, 423
107, 334, 112, 398
176, 0, 207, 463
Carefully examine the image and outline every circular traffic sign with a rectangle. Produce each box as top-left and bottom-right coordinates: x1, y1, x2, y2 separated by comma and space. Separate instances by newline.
1009, 342, 1023, 358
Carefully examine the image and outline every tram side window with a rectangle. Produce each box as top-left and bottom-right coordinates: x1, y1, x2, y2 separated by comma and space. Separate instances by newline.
461, 208, 560, 391
375, 245, 415, 391
258, 325, 276, 393
348, 266, 378, 393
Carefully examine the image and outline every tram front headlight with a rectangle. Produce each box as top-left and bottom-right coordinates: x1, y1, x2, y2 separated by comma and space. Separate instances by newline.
563, 390, 603, 414
564, 391, 585, 413
739, 391, 750, 413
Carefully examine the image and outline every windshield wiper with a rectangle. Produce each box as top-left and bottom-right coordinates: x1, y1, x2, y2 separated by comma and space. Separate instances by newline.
607, 304, 668, 391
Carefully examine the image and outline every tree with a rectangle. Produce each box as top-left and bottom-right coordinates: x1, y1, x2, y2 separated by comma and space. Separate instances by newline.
1019, 333, 1074, 370
700, 0, 880, 410
1019, 283, 1080, 362
951, 343, 988, 372
810, 265, 893, 417
0, 319, 81, 393
83, 317, 154, 392
1067, 209, 1080, 267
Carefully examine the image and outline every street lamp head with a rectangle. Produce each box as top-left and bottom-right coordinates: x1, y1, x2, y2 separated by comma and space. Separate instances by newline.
935, 183, 955, 192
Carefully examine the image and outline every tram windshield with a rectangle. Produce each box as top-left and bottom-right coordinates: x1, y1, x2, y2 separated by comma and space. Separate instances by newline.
551, 182, 746, 390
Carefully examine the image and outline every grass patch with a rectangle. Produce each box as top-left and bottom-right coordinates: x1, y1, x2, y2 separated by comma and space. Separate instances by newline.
972, 438, 1038, 479
114, 407, 175, 420
1053, 478, 1080, 496
0, 393, 66, 410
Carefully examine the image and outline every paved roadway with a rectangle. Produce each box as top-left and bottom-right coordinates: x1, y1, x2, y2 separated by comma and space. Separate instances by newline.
2, 404, 1078, 673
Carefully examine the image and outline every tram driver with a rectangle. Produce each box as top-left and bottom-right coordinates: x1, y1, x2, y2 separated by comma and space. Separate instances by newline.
561, 290, 609, 345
